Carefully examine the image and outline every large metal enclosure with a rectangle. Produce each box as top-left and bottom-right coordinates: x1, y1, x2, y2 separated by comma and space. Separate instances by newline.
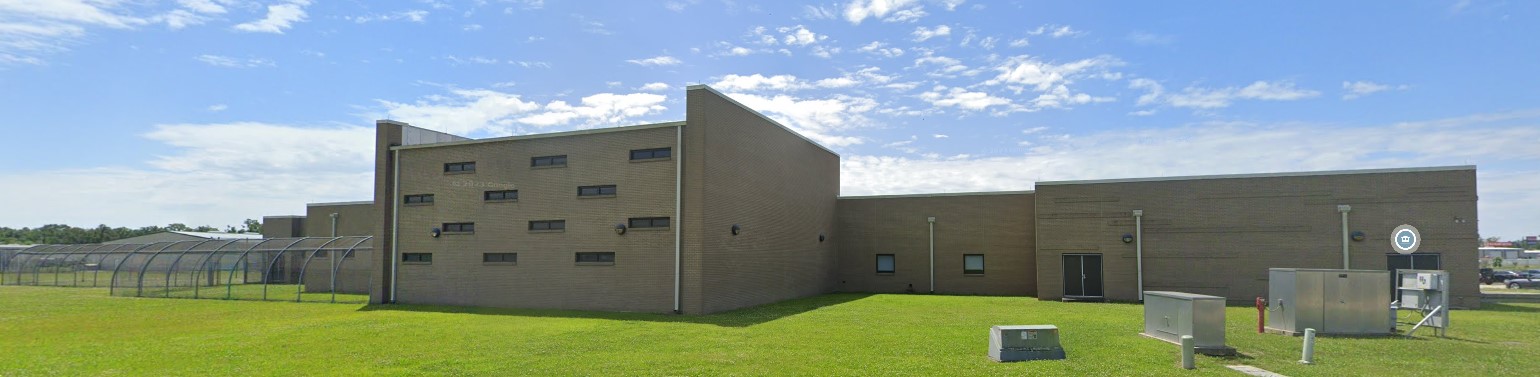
988, 325, 1066, 362
1141, 291, 1233, 355
1266, 268, 1392, 335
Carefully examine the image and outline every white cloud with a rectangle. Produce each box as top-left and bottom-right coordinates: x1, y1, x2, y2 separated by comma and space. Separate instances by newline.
207, 104, 228, 112
233, 0, 311, 34
177, 0, 228, 14
843, 0, 919, 24
462, 24, 482, 31
0, 123, 375, 228
1008, 38, 1028, 48
857, 41, 904, 58
911, 25, 951, 41
711, 68, 893, 92
1127, 31, 1174, 46
912, 54, 967, 76
638, 82, 671, 91
932, 134, 948, 138
778, 25, 825, 46
885, 8, 927, 22
1027, 24, 1082, 38
194, 54, 274, 68
985, 55, 1123, 92
838, 110, 1540, 238
346, 10, 430, 24
442, 55, 500, 65
377, 88, 668, 135
0, 1, 167, 65
721, 92, 878, 147
1131, 79, 1321, 109
918, 86, 1013, 111
1342, 80, 1408, 100
803, 5, 838, 20
627, 55, 682, 66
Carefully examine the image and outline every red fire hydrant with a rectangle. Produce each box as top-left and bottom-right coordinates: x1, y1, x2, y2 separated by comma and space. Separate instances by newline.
1256, 297, 1266, 333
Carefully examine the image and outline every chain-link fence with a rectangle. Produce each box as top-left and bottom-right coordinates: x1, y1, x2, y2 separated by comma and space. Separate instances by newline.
1, 237, 372, 304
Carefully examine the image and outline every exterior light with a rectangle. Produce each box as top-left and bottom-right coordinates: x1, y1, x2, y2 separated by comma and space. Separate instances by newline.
1122, 233, 1134, 243
731, 224, 741, 235
819, 233, 826, 242
1351, 231, 1366, 242
431, 227, 441, 238
614, 223, 627, 235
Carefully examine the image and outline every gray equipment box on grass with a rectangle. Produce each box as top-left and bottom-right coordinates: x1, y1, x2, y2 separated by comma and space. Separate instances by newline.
1266, 268, 1392, 336
1141, 291, 1236, 356
988, 325, 1066, 362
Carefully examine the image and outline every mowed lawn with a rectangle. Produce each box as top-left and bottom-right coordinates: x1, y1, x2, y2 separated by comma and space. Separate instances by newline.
1, 286, 1536, 376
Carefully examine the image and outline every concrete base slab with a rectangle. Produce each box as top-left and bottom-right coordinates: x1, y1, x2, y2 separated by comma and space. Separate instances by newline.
1227, 365, 1287, 377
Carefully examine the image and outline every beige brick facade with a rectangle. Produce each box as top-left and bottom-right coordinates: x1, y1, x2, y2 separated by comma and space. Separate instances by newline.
835, 192, 1036, 296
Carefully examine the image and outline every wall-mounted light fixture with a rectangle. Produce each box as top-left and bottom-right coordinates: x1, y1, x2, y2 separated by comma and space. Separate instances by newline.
1121, 233, 1135, 243
731, 224, 741, 236
1351, 231, 1366, 242
819, 233, 826, 243
614, 223, 627, 235
431, 227, 442, 238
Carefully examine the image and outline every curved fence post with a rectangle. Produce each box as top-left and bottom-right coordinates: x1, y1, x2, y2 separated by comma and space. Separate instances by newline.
88, 244, 138, 287
329, 236, 373, 303
34, 244, 88, 286
189, 239, 269, 299
228, 238, 309, 300
299, 237, 368, 302
164, 239, 240, 298
269, 237, 341, 301
136, 240, 218, 297
114, 241, 194, 296
77, 244, 133, 287
283, 238, 346, 300
106, 242, 168, 295
7, 245, 55, 285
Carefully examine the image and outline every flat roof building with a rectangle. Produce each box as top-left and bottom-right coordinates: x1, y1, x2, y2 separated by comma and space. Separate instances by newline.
265, 85, 1480, 313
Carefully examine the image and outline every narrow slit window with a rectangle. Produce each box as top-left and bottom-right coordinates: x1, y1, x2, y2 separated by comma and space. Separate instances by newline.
578, 185, 617, 197
444, 162, 476, 172
404, 194, 434, 204
576, 252, 616, 263
531, 155, 567, 167
529, 220, 566, 231
630, 147, 671, 160
443, 222, 475, 233
628, 217, 670, 229
484, 190, 519, 201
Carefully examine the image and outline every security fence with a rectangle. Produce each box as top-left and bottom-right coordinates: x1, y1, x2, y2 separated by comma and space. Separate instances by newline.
1, 237, 373, 303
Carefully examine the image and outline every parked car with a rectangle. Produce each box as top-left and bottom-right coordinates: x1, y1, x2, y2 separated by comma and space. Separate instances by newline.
1485, 270, 1525, 285
1527, 270, 1540, 278
1509, 278, 1540, 290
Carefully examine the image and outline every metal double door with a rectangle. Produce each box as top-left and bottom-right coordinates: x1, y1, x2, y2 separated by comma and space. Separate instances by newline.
1063, 254, 1104, 298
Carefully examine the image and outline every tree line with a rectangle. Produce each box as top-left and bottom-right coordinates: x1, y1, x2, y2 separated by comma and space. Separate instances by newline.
0, 220, 261, 245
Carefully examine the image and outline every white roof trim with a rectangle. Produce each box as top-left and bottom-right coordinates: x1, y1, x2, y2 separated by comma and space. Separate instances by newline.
1036, 165, 1476, 186
307, 200, 373, 207
391, 121, 686, 151
839, 190, 1035, 200
168, 231, 264, 239
263, 215, 305, 219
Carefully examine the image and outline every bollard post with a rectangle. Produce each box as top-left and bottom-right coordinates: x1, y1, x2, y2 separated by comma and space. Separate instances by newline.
1300, 328, 1316, 365
1256, 297, 1266, 333
1180, 335, 1195, 369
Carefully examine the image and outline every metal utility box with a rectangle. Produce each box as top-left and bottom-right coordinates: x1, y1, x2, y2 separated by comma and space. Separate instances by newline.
1396, 269, 1449, 336
1141, 291, 1235, 356
1266, 268, 1392, 336
988, 325, 1066, 362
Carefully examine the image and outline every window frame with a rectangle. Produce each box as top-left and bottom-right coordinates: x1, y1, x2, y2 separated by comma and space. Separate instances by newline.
530, 155, 568, 167
442, 222, 475, 234
628, 217, 671, 229
482, 252, 518, 264
528, 220, 566, 231
876, 254, 896, 274
963, 254, 985, 275
403, 194, 434, 204
443, 161, 476, 173
575, 252, 616, 265
483, 190, 519, 201
629, 147, 672, 160
577, 185, 618, 197
401, 253, 432, 264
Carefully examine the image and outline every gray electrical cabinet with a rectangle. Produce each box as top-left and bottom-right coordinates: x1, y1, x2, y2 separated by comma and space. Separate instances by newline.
1266, 268, 1392, 336
1141, 291, 1235, 355
988, 325, 1066, 362
1396, 269, 1449, 336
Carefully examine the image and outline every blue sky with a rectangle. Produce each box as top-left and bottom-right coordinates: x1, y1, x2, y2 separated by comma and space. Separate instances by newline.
1, 0, 1537, 239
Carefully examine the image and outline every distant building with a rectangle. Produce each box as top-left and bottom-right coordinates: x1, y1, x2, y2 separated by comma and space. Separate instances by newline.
103, 231, 262, 245
1480, 247, 1526, 260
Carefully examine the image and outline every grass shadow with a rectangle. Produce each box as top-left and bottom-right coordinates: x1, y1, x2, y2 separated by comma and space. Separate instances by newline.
1477, 302, 1540, 313
356, 292, 875, 327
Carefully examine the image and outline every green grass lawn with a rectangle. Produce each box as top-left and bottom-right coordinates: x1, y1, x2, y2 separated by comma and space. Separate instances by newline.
1, 286, 1535, 376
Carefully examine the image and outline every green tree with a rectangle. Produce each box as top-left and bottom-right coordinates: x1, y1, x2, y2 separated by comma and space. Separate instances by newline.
243, 219, 262, 234
1494, 257, 1504, 268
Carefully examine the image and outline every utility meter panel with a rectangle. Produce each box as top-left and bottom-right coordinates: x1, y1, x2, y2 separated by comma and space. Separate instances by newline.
1396, 269, 1449, 336
989, 325, 1066, 362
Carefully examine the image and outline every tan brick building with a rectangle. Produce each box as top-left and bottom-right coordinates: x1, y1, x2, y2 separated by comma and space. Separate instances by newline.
269, 85, 1480, 313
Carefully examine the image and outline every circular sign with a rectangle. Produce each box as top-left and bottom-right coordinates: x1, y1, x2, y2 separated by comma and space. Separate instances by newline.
1391, 224, 1420, 254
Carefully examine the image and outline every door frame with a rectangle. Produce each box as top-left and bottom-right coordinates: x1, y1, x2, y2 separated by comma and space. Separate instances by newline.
1062, 253, 1105, 299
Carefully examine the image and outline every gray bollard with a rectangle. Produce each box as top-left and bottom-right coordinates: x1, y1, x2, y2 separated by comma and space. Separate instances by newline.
1300, 328, 1316, 364
1180, 335, 1195, 369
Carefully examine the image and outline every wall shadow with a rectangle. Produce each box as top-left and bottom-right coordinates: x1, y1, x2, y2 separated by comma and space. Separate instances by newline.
356, 292, 874, 328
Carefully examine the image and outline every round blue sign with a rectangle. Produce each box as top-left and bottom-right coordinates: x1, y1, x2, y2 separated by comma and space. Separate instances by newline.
1391, 224, 1421, 254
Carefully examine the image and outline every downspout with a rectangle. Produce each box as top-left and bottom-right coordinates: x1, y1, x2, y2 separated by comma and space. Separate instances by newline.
673, 124, 683, 314
927, 216, 936, 294
1133, 209, 1144, 301
390, 149, 401, 303
329, 212, 339, 281
330, 213, 339, 237
1338, 205, 1351, 269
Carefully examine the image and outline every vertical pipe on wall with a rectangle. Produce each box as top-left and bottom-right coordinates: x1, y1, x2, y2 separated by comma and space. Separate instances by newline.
1338, 205, 1351, 269
927, 216, 936, 294
330, 213, 339, 237
673, 124, 683, 314
390, 149, 401, 303
1133, 209, 1144, 301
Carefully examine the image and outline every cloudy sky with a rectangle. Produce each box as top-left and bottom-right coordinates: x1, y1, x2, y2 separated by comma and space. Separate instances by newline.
0, 0, 1536, 238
